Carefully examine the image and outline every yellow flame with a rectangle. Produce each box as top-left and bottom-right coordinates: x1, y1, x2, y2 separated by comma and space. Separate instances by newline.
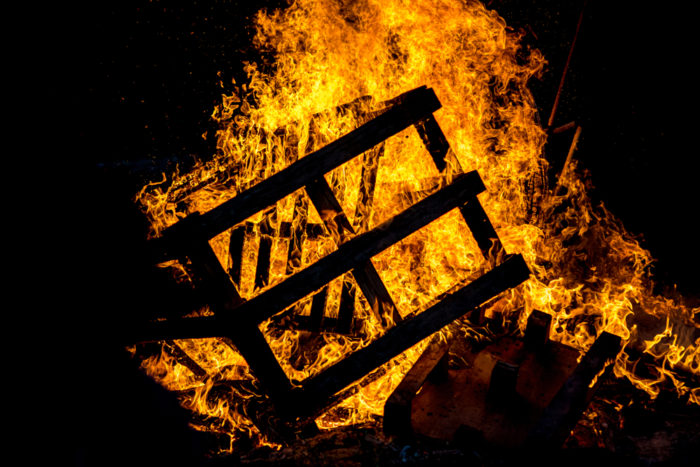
135, 0, 699, 453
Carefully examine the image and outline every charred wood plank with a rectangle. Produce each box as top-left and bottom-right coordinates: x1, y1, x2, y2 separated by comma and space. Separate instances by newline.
305, 176, 401, 325
413, 114, 503, 261
150, 86, 442, 262
294, 253, 530, 417
415, 115, 451, 172
227, 224, 247, 288
132, 341, 207, 380
335, 277, 355, 334
285, 195, 309, 275
136, 171, 487, 341
353, 143, 383, 232
163, 340, 209, 380
527, 331, 622, 448
487, 360, 520, 402
458, 200, 503, 261
254, 208, 277, 290
524, 309, 552, 350
183, 240, 294, 406
308, 286, 327, 333
383, 337, 450, 438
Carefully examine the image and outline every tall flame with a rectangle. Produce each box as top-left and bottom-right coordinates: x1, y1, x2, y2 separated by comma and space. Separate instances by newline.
135, 0, 699, 453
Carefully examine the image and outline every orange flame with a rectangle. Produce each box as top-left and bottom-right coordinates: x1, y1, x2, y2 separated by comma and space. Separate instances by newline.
135, 0, 699, 453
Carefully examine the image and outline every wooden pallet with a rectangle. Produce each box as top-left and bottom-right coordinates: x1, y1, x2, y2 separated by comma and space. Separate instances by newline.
384, 310, 622, 448
130, 86, 531, 422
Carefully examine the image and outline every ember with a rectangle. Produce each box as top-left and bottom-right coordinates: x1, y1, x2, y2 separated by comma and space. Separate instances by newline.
66, 0, 699, 464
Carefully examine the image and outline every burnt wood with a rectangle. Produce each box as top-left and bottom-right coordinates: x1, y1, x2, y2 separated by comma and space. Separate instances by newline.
305, 175, 401, 325
254, 208, 277, 290
227, 224, 246, 288
383, 337, 451, 438
163, 340, 209, 380
134, 170, 487, 341
526, 331, 622, 447
524, 309, 552, 349
415, 115, 450, 172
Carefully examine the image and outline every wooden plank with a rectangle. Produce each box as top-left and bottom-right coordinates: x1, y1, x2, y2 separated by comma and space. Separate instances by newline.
408, 332, 581, 445
285, 194, 308, 275
293, 253, 530, 417
134, 171, 487, 342
413, 114, 504, 261
308, 286, 327, 333
150, 86, 442, 262
305, 176, 401, 325
227, 224, 246, 288
163, 340, 209, 380
184, 240, 294, 407
254, 208, 277, 290
414, 115, 450, 172
458, 200, 504, 262
383, 336, 450, 438
526, 331, 622, 448
132, 341, 208, 381
335, 277, 355, 334
524, 309, 552, 350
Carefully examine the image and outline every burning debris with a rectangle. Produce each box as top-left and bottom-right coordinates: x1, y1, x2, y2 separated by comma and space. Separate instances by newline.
109, 0, 700, 462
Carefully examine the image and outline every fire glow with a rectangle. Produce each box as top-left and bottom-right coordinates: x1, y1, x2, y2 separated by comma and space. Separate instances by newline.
134, 0, 699, 453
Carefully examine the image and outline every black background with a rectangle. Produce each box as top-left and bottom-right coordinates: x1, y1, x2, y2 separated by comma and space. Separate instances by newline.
41, 1, 699, 464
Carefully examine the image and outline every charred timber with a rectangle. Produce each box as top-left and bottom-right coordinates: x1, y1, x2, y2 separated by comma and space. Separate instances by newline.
133, 170, 487, 342
527, 331, 622, 448
383, 337, 451, 438
305, 175, 401, 325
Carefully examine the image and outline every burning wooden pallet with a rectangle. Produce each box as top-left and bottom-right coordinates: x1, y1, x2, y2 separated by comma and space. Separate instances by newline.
131, 86, 531, 429
384, 310, 622, 448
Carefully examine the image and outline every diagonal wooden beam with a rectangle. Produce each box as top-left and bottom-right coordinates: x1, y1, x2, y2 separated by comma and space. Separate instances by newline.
294, 253, 530, 417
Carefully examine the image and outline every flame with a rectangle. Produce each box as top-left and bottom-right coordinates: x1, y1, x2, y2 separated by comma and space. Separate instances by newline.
134, 0, 699, 453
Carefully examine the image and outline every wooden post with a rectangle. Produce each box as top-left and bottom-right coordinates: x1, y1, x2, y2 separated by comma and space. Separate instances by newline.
527, 331, 621, 447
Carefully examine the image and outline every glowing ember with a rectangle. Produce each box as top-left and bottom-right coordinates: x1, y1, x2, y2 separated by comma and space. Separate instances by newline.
134, 0, 699, 453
